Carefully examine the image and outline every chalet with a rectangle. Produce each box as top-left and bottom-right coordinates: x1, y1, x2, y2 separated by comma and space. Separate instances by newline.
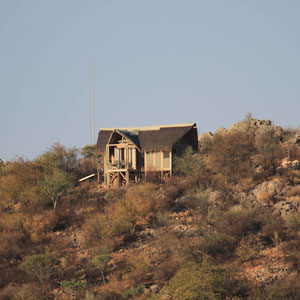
96, 123, 198, 187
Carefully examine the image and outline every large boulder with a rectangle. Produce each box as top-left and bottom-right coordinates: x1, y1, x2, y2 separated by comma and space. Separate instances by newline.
252, 180, 287, 204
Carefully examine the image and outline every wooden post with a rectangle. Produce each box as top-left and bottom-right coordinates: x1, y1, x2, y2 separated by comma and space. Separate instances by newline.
161, 150, 163, 178
170, 151, 172, 177
144, 151, 147, 180
117, 172, 120, 187
107, 172, 110, 187
126, 171, 129, 185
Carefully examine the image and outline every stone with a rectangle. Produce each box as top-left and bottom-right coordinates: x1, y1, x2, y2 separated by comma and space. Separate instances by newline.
150, 284, 159, 293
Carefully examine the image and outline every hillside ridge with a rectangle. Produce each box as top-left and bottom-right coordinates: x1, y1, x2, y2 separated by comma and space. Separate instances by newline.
0, 119, 300, 299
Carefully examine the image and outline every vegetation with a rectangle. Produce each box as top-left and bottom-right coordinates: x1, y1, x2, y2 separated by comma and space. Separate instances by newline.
20, 252, 58, 284
0, 118, 300, 299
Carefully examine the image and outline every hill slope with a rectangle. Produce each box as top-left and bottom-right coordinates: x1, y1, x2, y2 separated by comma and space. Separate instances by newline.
0, 119, 300, 299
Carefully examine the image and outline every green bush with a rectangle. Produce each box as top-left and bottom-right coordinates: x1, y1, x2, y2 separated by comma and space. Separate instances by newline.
164, 260, 247, 300
20, 252, 58, 284
92, 253, 112, 284
173, 146, 204, 176
122, 285, 144, 299
60, 278, 86, 290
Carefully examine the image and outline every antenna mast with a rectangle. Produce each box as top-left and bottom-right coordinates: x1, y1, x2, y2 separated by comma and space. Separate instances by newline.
92, 57, 95, 145
89, 87, 92, 145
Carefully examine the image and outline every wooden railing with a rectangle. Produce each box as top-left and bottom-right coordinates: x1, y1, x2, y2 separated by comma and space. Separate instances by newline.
106, 160, 133, 170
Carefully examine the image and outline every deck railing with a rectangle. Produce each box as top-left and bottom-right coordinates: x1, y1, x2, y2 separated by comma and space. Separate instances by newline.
106, 160, 133, 170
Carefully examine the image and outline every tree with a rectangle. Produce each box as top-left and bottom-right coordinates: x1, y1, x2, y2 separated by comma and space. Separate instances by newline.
92, 254, 111, 284
42, 168, 74, 212
81, 144, 96, 159
21, 252, 58, 284
173, 146, 204, 176
0, 158, 44, 210
60, 279, 86, 300
36, 142, 80, 177
207, 131, 255, 184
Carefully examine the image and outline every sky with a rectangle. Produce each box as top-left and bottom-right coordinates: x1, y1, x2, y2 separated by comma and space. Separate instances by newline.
1, 0, 300, 161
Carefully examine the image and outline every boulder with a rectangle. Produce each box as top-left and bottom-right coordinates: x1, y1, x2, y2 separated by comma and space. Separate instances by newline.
253, 180, 286, 201
273, 201, 300, 217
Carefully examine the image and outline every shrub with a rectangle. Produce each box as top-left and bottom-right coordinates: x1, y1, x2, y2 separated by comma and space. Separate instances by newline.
125, 253, 152, 284
206, 131, 255, 184
184, 188, 210, 215
254, 127, 284, 177
261, 216, 286, 245
236, 235, 264, 263
286, 212, 300, 234
199, 232, 236, 260
84, 290, 95, 300
153, 211, 171, 227
122, 285, 144, 299
173, 146, 204, 176
249, 275, 300, 300
0, 158, 44, 209
0, 283, 52, 300
0, 231, 31, 264
20, 252, 58, 284
282, 238, 300, 270
164, 260, 247, 300
0, 212, 24, 232
92, 254, 112, 284
22, 211, 58, 243
84, 183, 161, 242
60, 278, 86, 299
216, 205, 263, 239
42, 168, 74, 212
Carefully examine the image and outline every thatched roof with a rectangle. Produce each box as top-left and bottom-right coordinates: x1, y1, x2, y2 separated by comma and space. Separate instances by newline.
97, 123, 198, 152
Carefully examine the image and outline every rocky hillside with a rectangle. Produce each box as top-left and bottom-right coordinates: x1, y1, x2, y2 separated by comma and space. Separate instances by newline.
0, 119, 300, 299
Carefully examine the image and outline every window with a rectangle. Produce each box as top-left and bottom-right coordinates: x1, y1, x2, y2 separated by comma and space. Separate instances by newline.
120, 148, 125, 161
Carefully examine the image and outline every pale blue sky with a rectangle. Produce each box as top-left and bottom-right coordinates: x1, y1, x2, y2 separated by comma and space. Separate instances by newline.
1, 0, 299, 161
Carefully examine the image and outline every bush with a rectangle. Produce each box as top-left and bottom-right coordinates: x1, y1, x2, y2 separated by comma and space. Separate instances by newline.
21, 252, 58, 284
236, 235, 264, 263
60, 278, 86, 299
286, 212, 300, 234
122, 285, 144, 299
0, 283, 52, 300
282, 238, 300, 270
249, 275, 300, 300
92, 253, 112, 284
0, 231, 31, 264
22, 211, 58, 243
206, 131, 255, 184
125, 253, 152, 284
261, 216, 286, 245
153, 211, 171, 227
164, 260, 247, 300
216, 205, 263, 239
254, 126, 285, 175
173, 146, 204, 176
84, 183, 161, 241
199, 232, 236, 260
0, 212, 24, 232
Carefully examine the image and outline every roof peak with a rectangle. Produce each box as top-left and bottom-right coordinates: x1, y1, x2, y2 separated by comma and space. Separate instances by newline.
100, 123, 196, 132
